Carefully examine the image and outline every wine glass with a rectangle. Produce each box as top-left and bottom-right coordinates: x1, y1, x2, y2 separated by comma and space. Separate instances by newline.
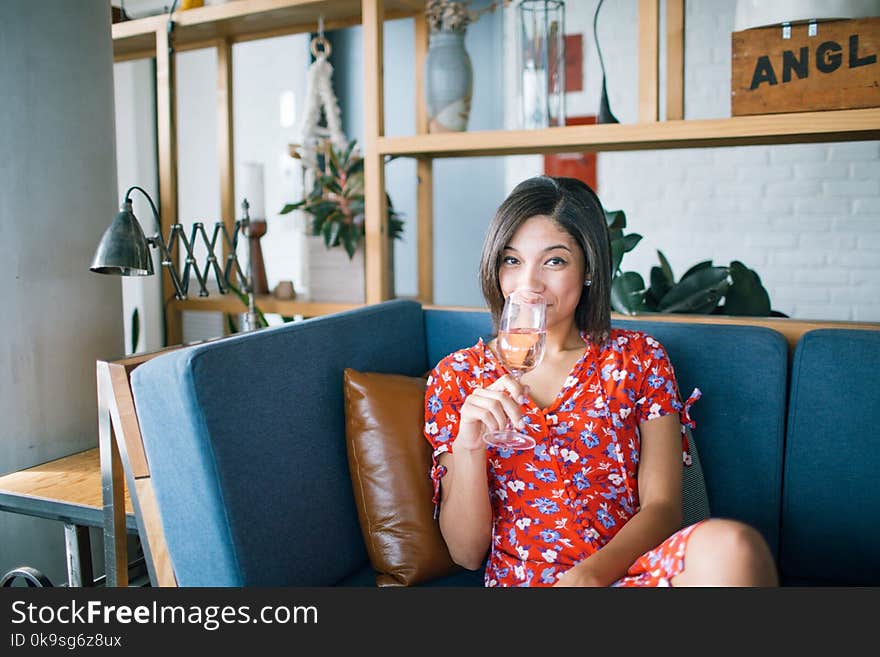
482, 290, 547, 450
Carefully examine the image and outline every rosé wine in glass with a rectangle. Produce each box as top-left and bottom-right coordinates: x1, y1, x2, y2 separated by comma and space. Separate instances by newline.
482, 292, 547, 450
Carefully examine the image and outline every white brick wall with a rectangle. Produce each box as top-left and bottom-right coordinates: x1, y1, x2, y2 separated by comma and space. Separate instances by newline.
505, 0, 880, 322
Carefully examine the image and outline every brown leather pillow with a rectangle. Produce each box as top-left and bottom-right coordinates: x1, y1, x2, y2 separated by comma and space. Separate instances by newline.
343, 369, 461, 586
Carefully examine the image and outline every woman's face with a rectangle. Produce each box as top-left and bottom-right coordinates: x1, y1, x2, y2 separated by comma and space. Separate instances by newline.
498, 214, 587, 333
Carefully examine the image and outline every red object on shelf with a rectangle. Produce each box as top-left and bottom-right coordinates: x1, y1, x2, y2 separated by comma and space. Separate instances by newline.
543, 115, 597, 190
565, 34, 583, 92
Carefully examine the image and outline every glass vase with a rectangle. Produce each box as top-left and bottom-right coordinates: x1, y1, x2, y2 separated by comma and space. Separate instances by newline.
518, 0, 566, 129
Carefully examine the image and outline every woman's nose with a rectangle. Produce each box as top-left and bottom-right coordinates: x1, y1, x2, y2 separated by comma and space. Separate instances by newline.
516, 264, 545, 294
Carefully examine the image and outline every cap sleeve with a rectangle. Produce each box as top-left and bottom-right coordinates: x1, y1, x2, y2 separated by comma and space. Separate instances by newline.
425, 349, 477, 514
635, 333, 702, 465
635, 335, 684, 423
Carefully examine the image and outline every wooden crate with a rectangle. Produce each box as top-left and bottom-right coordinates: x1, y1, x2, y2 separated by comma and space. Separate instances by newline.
732, 17, 880, 116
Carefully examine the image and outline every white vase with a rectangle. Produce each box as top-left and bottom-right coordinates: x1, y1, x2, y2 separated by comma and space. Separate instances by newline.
304, 236, 395, 303
305, 236, 365, 303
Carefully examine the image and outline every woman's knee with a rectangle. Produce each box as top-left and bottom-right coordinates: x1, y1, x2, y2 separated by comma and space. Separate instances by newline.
679, 519, 778, 585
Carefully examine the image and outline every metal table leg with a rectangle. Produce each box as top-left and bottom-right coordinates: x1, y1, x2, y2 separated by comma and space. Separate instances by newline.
63, 523, 94, 587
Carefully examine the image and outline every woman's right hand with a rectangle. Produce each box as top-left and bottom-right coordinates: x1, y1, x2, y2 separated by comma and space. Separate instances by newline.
454, 375, 528, 451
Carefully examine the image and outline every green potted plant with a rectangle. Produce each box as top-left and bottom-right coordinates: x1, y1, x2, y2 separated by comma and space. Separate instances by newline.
280, 138, 404, 259
606, 209, 786, 317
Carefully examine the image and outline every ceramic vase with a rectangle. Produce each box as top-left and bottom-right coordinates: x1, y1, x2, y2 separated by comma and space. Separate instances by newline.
424, 30, 473, 133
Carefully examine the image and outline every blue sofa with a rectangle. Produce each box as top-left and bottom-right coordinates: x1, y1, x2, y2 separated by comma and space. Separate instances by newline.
129, 300, 880, 586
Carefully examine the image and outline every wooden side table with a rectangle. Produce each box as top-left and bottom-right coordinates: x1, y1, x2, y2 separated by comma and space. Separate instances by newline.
0, 449, 137, 587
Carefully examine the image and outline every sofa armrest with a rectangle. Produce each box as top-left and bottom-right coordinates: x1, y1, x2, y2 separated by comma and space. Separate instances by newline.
130, 300, 427, 586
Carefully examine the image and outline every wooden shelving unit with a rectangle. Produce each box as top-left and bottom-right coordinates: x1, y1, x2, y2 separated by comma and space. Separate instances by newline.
112, 0, 880, 343
111, 0, 424, 342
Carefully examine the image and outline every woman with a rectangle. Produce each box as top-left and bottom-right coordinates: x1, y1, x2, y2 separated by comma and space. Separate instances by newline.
424, 176, 778, 587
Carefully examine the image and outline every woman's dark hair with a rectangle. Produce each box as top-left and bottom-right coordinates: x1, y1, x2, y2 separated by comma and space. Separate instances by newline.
479, 175, 612, 344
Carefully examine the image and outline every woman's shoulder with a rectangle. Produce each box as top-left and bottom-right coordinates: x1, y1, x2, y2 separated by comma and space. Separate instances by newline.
607, 327, 668, 355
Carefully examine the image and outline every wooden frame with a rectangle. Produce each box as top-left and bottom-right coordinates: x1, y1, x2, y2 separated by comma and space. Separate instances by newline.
638, 0, 660, 122
97, 351, 180, 587
666, 0, 685, 121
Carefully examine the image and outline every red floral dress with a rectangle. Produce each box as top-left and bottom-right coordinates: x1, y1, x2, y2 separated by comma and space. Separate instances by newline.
424, 328, 704, 587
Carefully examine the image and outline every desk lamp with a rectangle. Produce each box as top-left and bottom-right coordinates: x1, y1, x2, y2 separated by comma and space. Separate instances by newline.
90, 185, 260, 331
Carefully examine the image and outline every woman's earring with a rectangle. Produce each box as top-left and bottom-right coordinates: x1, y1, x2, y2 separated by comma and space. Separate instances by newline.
584, 279, 592, 287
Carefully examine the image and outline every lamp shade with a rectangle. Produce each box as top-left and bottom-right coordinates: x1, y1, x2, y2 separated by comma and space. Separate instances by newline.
90, 201, 154, 276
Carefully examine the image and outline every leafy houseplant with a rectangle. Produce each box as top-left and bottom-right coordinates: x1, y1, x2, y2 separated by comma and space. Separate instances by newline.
280, 138, 404, 259
606, 209, 786, 317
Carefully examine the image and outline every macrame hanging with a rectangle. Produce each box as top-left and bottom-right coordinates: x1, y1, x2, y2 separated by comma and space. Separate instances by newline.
295, 17, 348, 173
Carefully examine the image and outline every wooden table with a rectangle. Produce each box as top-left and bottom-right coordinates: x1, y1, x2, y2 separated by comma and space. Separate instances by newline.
0, 448, 136, 586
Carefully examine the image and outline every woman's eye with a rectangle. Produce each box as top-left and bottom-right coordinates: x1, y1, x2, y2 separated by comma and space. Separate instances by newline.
546, 257, 566, 266
502, 256, 519, 266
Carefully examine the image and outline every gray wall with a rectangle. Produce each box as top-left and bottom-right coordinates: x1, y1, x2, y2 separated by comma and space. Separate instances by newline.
330, 1, 507, 307
0, 0, 123, 584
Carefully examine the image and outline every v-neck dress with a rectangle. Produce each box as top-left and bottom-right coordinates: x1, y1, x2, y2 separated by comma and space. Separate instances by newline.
424, 328, 703, 587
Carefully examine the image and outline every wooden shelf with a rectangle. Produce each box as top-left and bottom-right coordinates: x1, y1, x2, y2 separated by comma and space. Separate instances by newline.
378, 108, 880, 157
171, 294, 359, 318
113, 0, 423, 60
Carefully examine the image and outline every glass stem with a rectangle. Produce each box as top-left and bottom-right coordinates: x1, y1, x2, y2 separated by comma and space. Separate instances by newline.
509, 370, 524, 431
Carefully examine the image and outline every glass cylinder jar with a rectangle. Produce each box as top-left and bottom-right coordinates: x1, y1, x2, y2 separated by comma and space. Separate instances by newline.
518, 0, 566, 129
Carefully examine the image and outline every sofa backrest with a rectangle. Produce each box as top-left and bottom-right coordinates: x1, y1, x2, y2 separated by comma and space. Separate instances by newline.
782, 329, 880, 585
425, 309, 790, 557
615, 319, 789, 557
131, 300, 427, 586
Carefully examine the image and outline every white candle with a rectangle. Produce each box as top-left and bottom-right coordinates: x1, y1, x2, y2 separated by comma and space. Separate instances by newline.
239, 161, 266, 220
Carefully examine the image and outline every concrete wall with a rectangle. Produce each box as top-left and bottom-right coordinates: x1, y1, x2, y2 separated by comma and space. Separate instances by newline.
0, 0, 123, 584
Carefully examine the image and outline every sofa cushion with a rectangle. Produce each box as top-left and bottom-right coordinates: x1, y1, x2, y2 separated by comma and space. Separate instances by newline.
614, 320, 787, 557
343, 369, 461, 586
782, 329, 880, 585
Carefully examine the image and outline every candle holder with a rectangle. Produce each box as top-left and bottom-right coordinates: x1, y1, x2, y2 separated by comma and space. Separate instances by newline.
243, 218, 269, 296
